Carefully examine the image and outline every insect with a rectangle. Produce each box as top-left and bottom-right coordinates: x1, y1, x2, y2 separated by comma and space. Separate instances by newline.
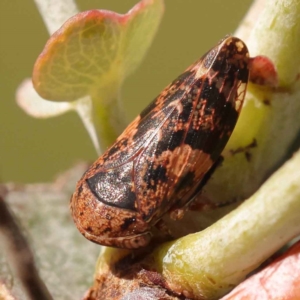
70, 36, 249, 249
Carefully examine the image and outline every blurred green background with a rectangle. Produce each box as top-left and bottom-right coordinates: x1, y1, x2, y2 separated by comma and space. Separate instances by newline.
0, 0, 252, 183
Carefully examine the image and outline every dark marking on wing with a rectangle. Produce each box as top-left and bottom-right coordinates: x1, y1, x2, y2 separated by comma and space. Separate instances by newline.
86, 161, 137, 211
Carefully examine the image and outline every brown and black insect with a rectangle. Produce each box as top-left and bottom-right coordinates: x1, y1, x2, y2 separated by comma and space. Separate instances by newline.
70, 36, 249, 249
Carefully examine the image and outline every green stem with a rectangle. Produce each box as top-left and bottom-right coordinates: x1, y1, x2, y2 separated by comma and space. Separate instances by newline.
203, 0, 300, 205
92, 85, 127, 151
248, 0, 300, 86
33, 0, 79, 35
152, 149, 300, 299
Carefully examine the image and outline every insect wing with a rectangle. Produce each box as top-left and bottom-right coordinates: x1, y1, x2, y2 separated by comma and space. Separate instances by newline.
85, 36, 249, 223
135, 36, 250, 219
84, 68, 197, 212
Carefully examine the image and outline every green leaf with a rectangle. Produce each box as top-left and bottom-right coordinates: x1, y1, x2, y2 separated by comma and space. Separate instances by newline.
32, 0, 164, 102
29, 0, 164, 150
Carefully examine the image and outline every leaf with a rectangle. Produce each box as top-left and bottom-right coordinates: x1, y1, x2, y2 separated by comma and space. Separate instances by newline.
24, 0, 164, 150
32, 0, 164, 102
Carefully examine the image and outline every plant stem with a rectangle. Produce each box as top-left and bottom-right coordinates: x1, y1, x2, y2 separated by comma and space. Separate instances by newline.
203, 0, 300, 205
92, 88, 127, 150
33, 0, 79, 35
247, 0, 300, 86
153, 149, 300, 299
